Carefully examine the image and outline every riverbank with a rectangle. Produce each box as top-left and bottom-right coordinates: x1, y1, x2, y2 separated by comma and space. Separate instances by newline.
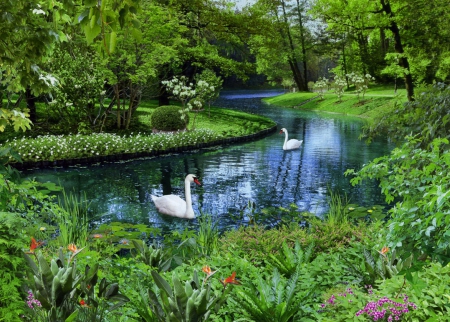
262, 84, 408, 122
3, 105, 277, 169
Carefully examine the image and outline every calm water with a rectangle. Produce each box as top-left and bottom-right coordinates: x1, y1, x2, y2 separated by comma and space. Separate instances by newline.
22, 90, 393, 233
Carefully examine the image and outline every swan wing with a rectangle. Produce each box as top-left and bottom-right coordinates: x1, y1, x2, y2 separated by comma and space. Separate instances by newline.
152, 194, 187, 218
286, 139, 303, 150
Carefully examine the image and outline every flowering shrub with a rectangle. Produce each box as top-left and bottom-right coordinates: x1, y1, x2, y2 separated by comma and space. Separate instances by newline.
356, 294, 417, 321
314, 77, 328, 100
161, 76, 197, 128
319, 285, 417, 321
2, 129, 222, 162
333, 75, 347, 102
346, 72, 375, 101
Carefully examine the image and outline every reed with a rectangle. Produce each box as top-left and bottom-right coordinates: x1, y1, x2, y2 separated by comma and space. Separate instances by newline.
55, 189, 90, 247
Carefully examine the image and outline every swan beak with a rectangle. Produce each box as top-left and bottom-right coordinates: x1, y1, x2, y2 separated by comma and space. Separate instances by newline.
279, 130, 283, 134
194, 178, 201, 185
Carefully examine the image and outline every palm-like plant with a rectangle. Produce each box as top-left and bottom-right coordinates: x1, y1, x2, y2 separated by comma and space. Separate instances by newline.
230, 268, 313, 322
266, 241, 315, 278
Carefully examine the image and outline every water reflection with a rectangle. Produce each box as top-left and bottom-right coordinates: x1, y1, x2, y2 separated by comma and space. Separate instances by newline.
22, 90, 393, 233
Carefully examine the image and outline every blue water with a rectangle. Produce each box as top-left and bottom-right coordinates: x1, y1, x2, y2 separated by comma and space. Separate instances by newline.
22, 90, 393, 233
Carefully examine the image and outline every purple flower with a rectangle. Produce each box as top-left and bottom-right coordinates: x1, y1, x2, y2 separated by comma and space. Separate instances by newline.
26, 290, 42, 309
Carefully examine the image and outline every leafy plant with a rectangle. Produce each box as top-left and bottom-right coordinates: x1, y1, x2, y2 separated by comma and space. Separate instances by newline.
145, 269, 232, 321
196, 213, 220, 257
24, 247, 129, 321
325, 190, 350, 226
229, 267, 315, 322
24, 248, 84, 321
346, 137, 450, 264
131, 239, 171, 272
265, 241, 315, 278
344, 247, 413, 287
376, 262, 450, 320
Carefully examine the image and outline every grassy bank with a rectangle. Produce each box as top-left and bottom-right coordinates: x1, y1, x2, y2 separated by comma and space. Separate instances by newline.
263, 84, 408, 121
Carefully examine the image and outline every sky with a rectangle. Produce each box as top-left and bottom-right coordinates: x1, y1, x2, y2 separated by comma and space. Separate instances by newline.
233, 0, 255, 9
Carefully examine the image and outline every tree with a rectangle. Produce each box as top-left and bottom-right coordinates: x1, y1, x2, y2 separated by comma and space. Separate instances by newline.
194, 69, 223, 117
248, 0, 316, 91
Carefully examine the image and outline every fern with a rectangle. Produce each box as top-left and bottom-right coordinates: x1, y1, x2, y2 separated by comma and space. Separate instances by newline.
266, 241, 315, 277
231, 268, 310, 322
0, 212, 28, 321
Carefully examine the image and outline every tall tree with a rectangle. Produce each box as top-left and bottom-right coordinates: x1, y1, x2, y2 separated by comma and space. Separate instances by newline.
248, 0, 315, 91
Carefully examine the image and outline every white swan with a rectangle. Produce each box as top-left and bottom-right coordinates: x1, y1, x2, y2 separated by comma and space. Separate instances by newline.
151, 174, 201, 219
280, 128, 303, 150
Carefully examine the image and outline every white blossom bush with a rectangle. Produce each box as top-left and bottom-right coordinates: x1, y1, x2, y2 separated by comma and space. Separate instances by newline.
346, 72, 375, 101
194, 69, 223, 118
313, 77, 328, 100
161, 76, 196, 129
333, 75, 347, 102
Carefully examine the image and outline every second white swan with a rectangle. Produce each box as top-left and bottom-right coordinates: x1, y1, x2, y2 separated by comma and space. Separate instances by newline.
151, 174, 201, 219
280, 128, 303, 150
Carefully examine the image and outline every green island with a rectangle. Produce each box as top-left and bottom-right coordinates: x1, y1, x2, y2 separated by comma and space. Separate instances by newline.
2, 0, 450, 321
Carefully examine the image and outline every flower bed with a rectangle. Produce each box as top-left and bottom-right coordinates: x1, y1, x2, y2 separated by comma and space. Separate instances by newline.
6, 126, 277, 169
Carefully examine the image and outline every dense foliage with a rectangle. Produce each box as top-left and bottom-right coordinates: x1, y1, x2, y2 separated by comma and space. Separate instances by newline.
363, 83, 450, 148
151, 105, 189, 131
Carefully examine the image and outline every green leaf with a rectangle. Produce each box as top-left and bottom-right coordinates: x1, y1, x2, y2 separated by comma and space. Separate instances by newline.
151, 271, 172, 297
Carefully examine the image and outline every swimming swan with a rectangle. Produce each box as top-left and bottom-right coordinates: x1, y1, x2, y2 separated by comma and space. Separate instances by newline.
280, 128, 303, 150
151, 174, 201, 219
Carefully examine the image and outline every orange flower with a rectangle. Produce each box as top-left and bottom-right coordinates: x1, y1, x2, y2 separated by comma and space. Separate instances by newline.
68, 243, 78, 253
202, 265, 214, 276
220, 272, 241, 287
92, 234, 103, 239
378, 246, 389, 256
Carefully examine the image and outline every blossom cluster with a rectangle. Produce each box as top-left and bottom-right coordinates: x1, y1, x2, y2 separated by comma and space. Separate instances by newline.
356, 294, 417, 321
26, 290, 42, 309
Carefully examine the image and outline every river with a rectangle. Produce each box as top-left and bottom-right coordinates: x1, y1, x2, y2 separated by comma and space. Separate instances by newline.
22, 89, 393, 234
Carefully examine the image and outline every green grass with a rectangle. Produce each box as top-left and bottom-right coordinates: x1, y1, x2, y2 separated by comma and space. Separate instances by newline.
263, 83, 408, 122
129, 104, 275, 138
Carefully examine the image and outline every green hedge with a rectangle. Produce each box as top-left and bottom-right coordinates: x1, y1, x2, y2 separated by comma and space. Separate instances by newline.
151, 105, 188, 131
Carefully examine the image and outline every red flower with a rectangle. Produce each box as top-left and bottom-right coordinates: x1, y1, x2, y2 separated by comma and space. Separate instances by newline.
79, 299, 90, 308
220, 272, 241, 287
29, 237, 44, 252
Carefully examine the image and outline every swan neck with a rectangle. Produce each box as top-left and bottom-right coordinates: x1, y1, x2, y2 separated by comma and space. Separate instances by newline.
284, 130, 289, 148
184, 179, 193, 210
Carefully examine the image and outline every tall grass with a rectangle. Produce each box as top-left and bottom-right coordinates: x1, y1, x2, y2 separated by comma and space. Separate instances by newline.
325, 190, 350, 226
55, 189, 90, 247
196, 213, 220, 256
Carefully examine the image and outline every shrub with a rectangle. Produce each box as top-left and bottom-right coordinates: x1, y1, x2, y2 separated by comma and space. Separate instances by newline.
151, 105, 188, 131
362, 82, 450, 148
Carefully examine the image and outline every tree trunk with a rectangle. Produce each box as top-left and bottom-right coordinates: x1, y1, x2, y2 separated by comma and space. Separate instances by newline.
281, 1, 307, 91
295, 0, 308, 87
25, 87, 37, 123
380, 0, 414, 101
113, 84, 121, 129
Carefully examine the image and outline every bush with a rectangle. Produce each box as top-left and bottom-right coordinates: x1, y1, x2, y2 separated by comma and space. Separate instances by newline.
151, 105, 189, 131
363, 82, 450, 148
